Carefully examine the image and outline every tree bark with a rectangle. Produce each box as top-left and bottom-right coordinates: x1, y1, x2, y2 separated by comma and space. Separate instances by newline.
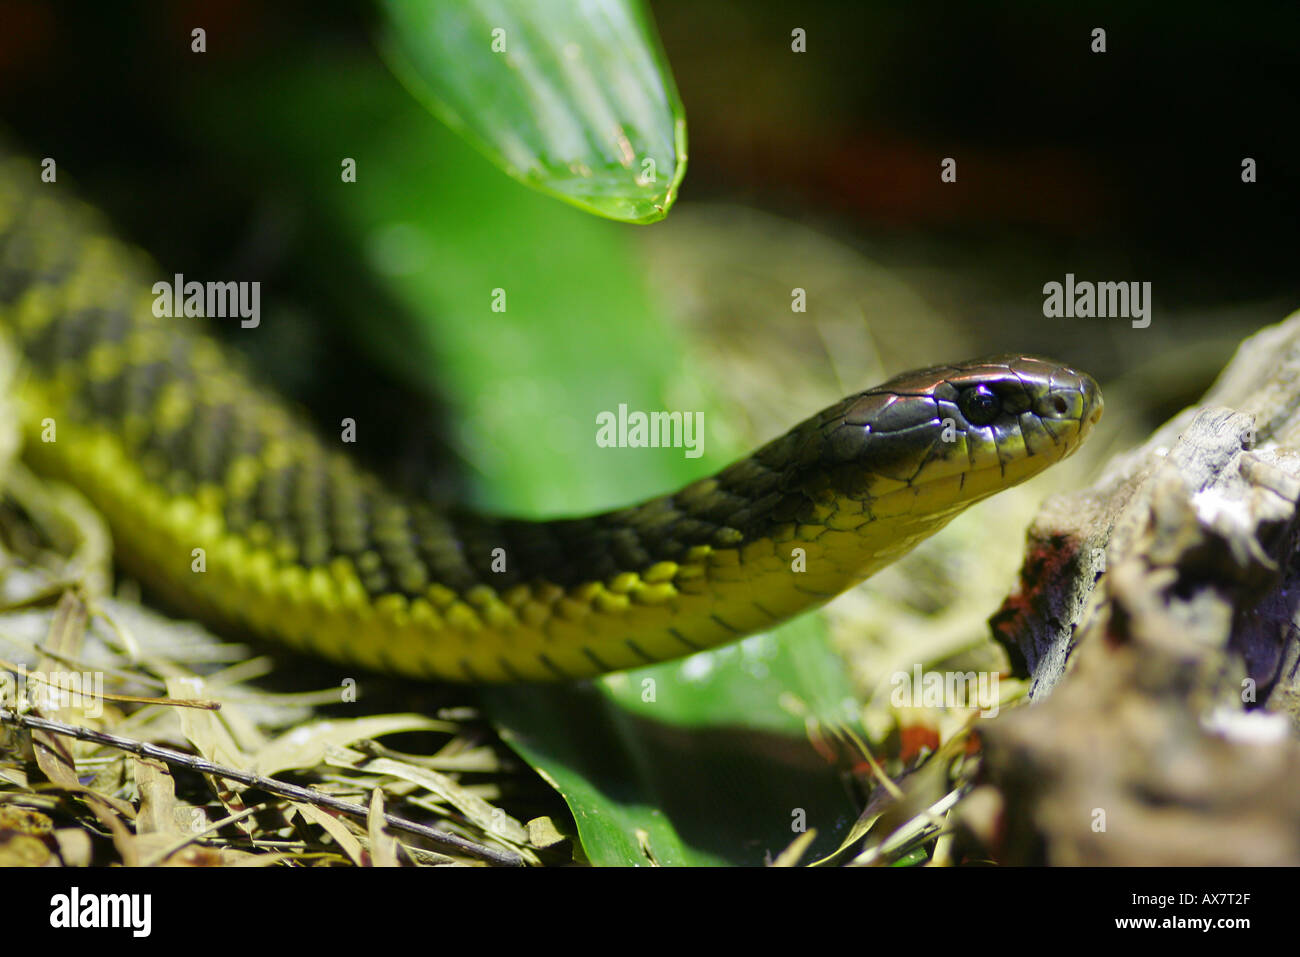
969, 310, 1300, 865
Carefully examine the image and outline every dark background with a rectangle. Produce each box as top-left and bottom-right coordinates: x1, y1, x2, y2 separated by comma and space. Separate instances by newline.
2, 0, 1297, 426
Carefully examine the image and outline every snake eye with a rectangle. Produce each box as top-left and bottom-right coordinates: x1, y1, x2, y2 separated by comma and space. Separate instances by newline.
958, 385, 1001, 426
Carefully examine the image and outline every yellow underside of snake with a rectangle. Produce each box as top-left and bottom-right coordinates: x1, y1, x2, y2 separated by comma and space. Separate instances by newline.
0, 152, 1102, 682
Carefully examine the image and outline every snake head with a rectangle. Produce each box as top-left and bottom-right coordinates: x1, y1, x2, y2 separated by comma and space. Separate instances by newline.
819, 354, 1103, 506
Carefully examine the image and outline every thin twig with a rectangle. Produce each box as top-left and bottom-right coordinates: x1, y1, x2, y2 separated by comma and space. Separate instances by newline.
0, 707, 524, 866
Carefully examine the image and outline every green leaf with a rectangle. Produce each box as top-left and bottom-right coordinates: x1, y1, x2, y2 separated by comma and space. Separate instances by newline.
380, 0, 687, 223
486, 616, 861, 866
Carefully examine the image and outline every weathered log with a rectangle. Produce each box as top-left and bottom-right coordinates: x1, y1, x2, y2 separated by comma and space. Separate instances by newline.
972, 311, 1300, 865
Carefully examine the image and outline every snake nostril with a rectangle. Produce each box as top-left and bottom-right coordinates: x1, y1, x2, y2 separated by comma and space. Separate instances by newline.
1050, 395, 1069, 415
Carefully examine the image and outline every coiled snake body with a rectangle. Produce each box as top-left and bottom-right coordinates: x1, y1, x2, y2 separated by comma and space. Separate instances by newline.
0, 152, 1102, 681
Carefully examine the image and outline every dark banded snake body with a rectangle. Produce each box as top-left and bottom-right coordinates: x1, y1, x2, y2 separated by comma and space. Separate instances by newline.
0, 150, 1103, 682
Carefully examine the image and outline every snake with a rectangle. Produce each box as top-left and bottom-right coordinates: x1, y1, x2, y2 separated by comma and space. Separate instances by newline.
0, 148, 1102, 682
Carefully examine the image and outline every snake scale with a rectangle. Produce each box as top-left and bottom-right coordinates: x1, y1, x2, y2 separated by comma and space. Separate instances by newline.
0, 149, 1102, 682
